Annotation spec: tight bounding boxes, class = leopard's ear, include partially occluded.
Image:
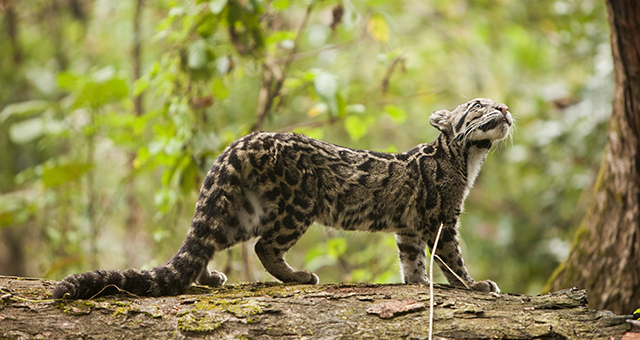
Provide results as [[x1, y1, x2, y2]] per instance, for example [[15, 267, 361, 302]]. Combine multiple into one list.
[[429, 109, 453, 134]]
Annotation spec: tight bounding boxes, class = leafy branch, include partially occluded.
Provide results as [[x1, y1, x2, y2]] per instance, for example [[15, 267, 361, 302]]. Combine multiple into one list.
[[252, 0, 316, 132]]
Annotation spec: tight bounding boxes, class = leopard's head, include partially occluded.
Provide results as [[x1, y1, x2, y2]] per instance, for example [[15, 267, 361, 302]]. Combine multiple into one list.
[[429, 98, 513, 145]]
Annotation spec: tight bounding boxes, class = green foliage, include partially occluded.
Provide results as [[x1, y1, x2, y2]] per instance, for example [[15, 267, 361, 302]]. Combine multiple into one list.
[[41, 163, 94, 188], [0, 0, 611, 294], [58, 67, 129, 109]]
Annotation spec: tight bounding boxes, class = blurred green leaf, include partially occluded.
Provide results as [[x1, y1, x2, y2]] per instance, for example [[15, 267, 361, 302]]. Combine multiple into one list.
[[313, 71, 338, 99], [57, 72, 79, 91], [188, 39, 209, 70], [211, 78, 229, 99], [0, 100, 49, 122], [168, 6, 185, 17], [132, 77, 149, 96], [41, 163, 94, 187], [209, 0, 228, 14], [350, 268, 372, 282], [266, 30, 296, 46], [92, 66, 116, 83], [368, 14, 390, 43], [347, 104, 366, 114], [59, 68, 130, 109], [344, 115, 373, 141], [75, 79, 128, 109], [384, 105, 407, 124], [327, 237, 347, 259], [9, 117, 44, 144], [271, 0, 289, 11]]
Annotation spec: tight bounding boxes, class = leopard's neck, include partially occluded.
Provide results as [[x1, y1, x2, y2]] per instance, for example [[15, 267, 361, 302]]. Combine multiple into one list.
[[433, 133, 492, 195]]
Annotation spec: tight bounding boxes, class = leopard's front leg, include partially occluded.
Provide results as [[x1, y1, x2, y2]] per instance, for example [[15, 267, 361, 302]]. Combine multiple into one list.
[[428, 223, 500, 293]]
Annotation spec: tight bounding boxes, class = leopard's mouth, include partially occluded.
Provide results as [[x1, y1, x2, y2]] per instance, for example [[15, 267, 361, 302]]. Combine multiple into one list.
[[478, 113, 511, 132]]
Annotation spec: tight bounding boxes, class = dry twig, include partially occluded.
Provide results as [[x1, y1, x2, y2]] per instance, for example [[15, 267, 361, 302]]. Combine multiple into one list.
[[381, 55, 406, 95], [429, 223, 444, 340]]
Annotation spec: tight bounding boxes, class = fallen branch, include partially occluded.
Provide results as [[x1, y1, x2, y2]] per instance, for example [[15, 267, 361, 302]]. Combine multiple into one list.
[[0, 275, 635, 339]]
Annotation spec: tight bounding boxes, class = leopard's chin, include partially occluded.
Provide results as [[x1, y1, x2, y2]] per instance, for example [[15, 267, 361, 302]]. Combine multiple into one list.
[[480, 115, 511, 132], [486, 116, 512, 142]]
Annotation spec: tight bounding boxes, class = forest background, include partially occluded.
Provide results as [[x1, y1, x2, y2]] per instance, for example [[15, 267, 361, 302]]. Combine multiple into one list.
[[0, 0, 612, 295]]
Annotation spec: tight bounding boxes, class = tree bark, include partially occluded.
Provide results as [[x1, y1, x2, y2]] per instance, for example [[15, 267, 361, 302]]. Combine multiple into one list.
[[545, 0, 640, 315], [0, 276, 636, 339]]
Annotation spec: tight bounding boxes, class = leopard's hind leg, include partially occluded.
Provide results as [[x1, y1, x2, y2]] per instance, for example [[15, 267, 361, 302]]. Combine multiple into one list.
[[254, 212, 319, 284]]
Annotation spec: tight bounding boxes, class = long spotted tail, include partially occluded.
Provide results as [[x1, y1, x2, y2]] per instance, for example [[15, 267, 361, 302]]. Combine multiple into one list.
[[52, 237, 212, 299]]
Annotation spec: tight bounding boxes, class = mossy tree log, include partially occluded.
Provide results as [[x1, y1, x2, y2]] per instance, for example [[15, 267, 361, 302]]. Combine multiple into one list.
[[0, 276, 637, 339], [545, 0, 640, 315]]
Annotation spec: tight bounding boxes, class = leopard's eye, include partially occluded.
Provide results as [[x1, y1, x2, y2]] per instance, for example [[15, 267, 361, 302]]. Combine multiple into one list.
[[474, 103, 483, 109]]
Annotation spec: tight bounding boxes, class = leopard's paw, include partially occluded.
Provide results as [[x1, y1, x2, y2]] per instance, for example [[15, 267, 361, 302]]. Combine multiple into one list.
[[469, 279, 500, 293], [197, 270, 227, 286], [290, 270, 319, 285]]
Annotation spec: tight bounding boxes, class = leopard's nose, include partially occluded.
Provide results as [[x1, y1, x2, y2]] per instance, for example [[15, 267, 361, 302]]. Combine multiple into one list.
[[496, 104, 509, 116]]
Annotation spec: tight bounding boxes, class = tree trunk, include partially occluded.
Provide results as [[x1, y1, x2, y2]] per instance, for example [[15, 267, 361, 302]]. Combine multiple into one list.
[[4, 1, 23, 65], [0, 276, 636, 339], [545, 0, 640, 315], [124, 0, 146, 268]]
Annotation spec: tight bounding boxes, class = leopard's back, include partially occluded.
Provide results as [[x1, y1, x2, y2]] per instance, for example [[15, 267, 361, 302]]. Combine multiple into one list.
[[215, 132, 441, 236]]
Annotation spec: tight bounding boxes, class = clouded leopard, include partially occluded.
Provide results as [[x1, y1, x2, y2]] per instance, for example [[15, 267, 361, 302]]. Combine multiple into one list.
[[53, 98, 513, 299]]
